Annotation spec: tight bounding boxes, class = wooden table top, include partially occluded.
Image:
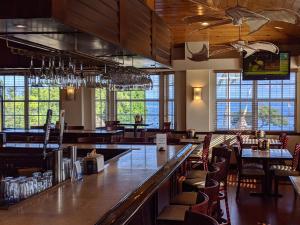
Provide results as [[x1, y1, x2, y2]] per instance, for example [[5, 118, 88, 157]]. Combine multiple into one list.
[[0, 144, 194, 225], [179, 138, 204, 144], [242, 138, 282, 146], [290, 176, 300, 195], [241, 148, 293, 160]]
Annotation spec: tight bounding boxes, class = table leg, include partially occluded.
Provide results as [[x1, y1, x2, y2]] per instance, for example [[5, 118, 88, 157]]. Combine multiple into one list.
[[133, 125, 137, 137]]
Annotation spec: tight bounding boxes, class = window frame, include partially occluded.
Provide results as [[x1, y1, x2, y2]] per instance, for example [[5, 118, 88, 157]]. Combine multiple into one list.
[[215, 71, 296, 132]]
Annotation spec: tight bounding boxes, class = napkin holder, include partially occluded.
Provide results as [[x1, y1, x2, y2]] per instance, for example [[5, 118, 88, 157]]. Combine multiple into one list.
[[83, 149, 104, 174]]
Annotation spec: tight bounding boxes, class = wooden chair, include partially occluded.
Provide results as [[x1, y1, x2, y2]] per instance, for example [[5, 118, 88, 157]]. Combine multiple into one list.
[[270, 143, 300, 195], [77, 137, 105, 144], [184, 211, 219, 225], [279, 133, 288, 149], [233, 141, 265, 200], [188, 134, 213, 171]]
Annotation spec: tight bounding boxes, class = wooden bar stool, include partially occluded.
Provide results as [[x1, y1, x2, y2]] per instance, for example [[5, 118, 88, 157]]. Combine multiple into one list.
[[157, 192, 209, 225], [184, 211, 219, 225]]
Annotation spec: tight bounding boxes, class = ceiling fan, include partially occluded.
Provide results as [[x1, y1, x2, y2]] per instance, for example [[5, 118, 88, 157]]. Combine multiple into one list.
[[185, 0, 300, 34], [210, 26, 279, 58]]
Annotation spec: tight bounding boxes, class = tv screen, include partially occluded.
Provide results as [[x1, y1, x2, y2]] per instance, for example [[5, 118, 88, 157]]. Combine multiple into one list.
[[242, 52, 290, 80]]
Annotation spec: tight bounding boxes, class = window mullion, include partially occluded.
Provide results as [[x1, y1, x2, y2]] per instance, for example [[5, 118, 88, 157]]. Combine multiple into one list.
[[25, 76, 29, 129]]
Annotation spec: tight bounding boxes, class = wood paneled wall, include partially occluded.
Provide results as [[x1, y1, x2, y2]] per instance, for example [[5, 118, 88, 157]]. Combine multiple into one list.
[[120, 0, 152, 58], [0, 0, 172, 66]]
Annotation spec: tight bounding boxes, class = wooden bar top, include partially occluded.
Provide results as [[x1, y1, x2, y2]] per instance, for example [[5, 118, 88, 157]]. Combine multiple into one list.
[[0, 143, 141, 150], [0, 144, 194, 225], [1, 129, 123, 135]]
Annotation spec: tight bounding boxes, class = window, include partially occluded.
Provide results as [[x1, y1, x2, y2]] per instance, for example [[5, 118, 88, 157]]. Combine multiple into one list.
[[116, 75, 160, 128], [28, 84, 60, 127], [0, 75, 60, 129], [95, 73, 175, 129], [216, 72, 296, 131], [166, 74, 175, 129], [0, 76, 25, 128], [95, 88, 108, 127]]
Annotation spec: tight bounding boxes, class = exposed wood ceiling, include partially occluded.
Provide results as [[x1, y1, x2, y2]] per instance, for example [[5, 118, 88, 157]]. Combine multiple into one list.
[[155, 0, 300, 47]]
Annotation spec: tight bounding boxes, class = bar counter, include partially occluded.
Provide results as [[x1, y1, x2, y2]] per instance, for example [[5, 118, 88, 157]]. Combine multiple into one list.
[[0, 144, 194, 225]]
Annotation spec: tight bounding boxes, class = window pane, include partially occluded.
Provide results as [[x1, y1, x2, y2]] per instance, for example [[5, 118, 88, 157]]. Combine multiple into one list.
[[29, 87, 39, 100], [229, 85, 240, 99], [15, 102, 24, 115], [241, 85, 253, 99], [257, 85, 269, 99], [39, 88, 49, 100], [270, 85, 282, 99], [216, 86, 227, 99], [49, 87, 60, 100], [217, 102, 227, 116], [5, 116, 15, 128], [4, 102, 15, 115], [39, 102, 49, 115], [282, 102, 294, 116], [5, 87, 15, 100], [282, 85, 295, 98]]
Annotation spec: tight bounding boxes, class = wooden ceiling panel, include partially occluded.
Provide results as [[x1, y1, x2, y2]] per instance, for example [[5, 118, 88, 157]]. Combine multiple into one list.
[[155, 0, 300, 47]]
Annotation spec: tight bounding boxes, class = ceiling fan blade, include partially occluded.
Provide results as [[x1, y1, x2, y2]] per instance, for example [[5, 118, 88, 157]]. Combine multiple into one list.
[[259, 9, 299, 24], [248, 41, 279, 54], [245, 18, 269, 34]]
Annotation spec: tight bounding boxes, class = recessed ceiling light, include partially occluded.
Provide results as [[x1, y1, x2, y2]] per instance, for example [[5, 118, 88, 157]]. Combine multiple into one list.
[[15, 24, 26, 28], [201, 22, 209, 26], [274, 26, 284, 30]]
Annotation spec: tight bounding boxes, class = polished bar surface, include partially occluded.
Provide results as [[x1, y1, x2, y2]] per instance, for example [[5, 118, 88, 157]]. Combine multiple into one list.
[[0, 144, 194, 225], [1, 129, 123, 135]]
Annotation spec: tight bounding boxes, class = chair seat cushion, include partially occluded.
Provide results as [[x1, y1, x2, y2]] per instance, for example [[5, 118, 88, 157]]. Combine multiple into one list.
[[170, 192, 198, 205], [243, 163, 263, 170], [157, 205, 190, 221], [186, 170, 207, 179], [183, 178, 206, 189], [241, 168, 265, 176], [270, 165, 300, 176]]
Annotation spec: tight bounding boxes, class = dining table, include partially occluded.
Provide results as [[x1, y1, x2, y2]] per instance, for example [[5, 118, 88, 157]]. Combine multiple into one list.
[[118, 123, 150, 137], [241, 148, 293, 196]]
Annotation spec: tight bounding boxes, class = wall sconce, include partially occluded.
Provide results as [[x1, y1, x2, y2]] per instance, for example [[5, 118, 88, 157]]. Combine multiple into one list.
[[193, 87, 202, 100], [66, 86, 75, 101]]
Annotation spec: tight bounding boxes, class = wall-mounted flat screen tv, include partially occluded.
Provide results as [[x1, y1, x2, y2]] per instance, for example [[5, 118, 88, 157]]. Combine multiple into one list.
[[242, 52, 290, 80]]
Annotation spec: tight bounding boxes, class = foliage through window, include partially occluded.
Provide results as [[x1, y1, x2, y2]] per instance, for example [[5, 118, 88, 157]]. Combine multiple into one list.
[[0, 75, 60, 129], [116, 75, 160, 128], [95, 88, 107, 127], [216, 72, 296, 131]]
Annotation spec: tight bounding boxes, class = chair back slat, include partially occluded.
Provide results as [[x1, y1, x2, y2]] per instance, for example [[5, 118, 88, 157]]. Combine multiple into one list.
[[292, 143, 300, 171]]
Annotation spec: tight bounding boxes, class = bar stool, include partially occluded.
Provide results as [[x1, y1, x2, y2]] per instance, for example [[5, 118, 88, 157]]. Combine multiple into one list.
[[157, 192, 209, 225], [211, 146, 232, 225]]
